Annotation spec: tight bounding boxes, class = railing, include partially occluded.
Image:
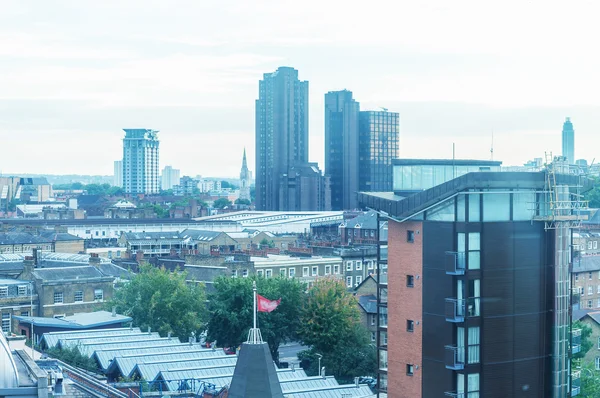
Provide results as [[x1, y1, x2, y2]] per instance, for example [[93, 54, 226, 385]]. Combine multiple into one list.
[[445, 298, 481, 322], [571, 370, 581, 396], [445, 251, 466, 275], [444, 392, 464, 398], [572, 328, 582, 354], [132, 378, 218, 397], [444, 345, 464, 370]]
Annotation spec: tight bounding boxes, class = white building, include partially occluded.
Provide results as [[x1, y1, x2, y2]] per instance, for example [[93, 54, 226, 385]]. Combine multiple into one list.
[[122, 129, 160, 195], [161, 166, 181, 191], [113, 160, 123, 188], [198, 180, 222, 193]]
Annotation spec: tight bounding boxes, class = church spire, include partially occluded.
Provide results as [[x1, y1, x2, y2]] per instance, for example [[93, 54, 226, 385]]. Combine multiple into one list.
[[242, 148, 248, 169]]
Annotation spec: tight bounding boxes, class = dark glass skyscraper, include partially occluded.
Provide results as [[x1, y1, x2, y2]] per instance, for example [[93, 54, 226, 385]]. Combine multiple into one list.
[[324, 90, 360, 210], [359, 111, 400, 192], [255, 67, 329, 211], [562, 117, 574, 165]]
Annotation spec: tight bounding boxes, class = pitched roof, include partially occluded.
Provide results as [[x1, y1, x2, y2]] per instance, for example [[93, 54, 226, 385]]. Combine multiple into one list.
[[573, 256, 600, 273], [358, 295, 378, 314], [32, 266, 111, 282], [180, 229, 222, 242], [342, 210, 378, 229]]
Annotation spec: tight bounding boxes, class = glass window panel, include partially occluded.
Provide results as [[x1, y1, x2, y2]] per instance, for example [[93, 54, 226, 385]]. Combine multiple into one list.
[[457, 373, 465, 394], [483, 192, 510, 222], [513, 191, 535, 221], [469, 194, 481, 222], [469, 233, 480, 251], [458, 233, 466, 253], [426, 198, 455, 221], [457, 194, 466, 222], [468, 251, 481, 270]]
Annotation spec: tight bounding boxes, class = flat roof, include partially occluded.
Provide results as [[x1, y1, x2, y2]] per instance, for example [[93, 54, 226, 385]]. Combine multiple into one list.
[[393, 158, 503, 166]]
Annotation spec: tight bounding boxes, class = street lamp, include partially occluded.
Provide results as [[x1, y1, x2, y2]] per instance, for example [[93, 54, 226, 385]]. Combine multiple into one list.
[[315, 353, 322, 376]]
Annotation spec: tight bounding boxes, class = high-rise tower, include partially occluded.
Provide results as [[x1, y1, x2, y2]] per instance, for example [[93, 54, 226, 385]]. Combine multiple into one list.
[[255, 67, 310, 210], [325, 90, 360, 210], [562, 117, 575, 165], [122, 129, 160, 194], [239, 148, 251, 202]]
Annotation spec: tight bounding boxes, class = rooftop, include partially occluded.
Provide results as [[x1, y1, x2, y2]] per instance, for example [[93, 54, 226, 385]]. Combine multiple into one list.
[[15, 310, 131, 329], [393, 158, 503, 166]]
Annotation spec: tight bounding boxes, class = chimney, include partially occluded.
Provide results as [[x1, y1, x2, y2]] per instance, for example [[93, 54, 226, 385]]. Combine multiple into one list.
[[354, 377, 359, 387], [111, 306, 116, 317], [167, 332, 172, 340], [147, 327, 151, 334], [23, 256, 35, 277], [321, 367, 326, 379], [129, 322, 133, 330], [89, 253, 101, 266]]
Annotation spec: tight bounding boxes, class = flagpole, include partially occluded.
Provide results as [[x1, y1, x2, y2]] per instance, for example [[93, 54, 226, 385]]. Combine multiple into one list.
[[253, 281, 257, 331]]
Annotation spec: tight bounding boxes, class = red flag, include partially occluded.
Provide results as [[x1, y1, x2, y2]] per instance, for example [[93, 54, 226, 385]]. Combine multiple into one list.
[[257, 294, 281, 312]]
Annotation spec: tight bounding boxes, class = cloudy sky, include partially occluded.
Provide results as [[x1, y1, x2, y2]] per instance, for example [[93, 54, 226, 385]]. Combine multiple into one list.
[[1, 1, 599, 178]]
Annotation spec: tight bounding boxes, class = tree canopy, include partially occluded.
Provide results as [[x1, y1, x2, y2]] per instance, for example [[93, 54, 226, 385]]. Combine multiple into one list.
[[585, 177, 600, 208], [235, 198, 251, 205], [206, 276, 304, 364], [213, 198, 232, 209], [53, 182, 123, 196], [298, 277, 377, 380], [108, 264, 207, 340]]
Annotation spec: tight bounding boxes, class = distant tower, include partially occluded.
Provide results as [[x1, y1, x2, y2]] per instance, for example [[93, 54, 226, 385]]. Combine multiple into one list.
[[239, 148, 251, 202], [122, 129, 160, 194], [562, 117, 575, 165]]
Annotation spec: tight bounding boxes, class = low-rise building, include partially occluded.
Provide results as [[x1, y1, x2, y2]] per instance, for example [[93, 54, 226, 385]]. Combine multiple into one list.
[[251, 254, 343, 286], [354, 275, 378, 343], [574, 231, 600, 256], [573, 256, 600, 310], [339, 210, 380, 246], [574, 310, 600, 370], [0, 230, 84, 255], [0, 279, 36, 335]]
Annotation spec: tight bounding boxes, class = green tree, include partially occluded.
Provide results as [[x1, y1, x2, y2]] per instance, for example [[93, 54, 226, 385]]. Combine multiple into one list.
[[206, 276, 304, 364], [579, 363, 600, 398], [220, 181, 238, 190], [213, 198, 232, 209], [585, 178, 600, 208], [108, 264, 207, 340], [573, 320, 593, 361], [298, 277, 377, 380], [46, 346, 99, 372], [235, 198, 251, 205]]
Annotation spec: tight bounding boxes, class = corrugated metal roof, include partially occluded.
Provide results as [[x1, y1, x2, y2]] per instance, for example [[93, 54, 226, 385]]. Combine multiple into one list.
[[158, 367, 238, 390], [58, 332, 161, 350], [187, 370, 310, 391], [41, 328, 141, 349], [281, 377, 339, 392], [135, 356, 237, 382], [283, 384, 374, 397], [277, 369, 309, 380], [79, 338, 181, 357], [94, 343, 206, 371], [108, 349, 225, 379]]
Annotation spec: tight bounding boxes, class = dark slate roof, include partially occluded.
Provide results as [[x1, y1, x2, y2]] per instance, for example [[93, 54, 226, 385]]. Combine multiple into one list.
[[124, 231, 181, 240], [573, 309, 592, 321], [180, 229, 222, 241], [0, 232, 48, 245], [343, 210, 378, 229], [32, 266, 111, 282], [573, 256, 600, 273], [38, 231, 83, 241], [97, 263, 133, 279], [582, 311, 600, 326], [358, 295, 377, 314], [359, 172, 592, 220], [76, 195, 105, 205]]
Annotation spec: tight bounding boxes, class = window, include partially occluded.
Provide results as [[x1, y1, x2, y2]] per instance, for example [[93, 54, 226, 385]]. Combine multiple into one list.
[[367, 261, 374, 270], [20, 311, 29, 317], [597, 285, 600, 294], [117, 250, 121, 258], [595, 241, 599, 250], [0, 286, 7, 298], [303, 267, 309, 277], [407, 320, 414, 332], [232, 269, 238, 278], [589, 286, 594, 295], [407, 275, 414, 287], [346, 276, 353, 288], [74, 291, 83, 302], [1, 313, 10, 333], [108, 251, 112, 259], [589, 300, 593, 309], [356, 261, 362, 271], [325, 265, 331, 275], [54, 292, 63, 304], [333, 265, 340, 274], [94, 289, 104, 301], [407, 230, 415, 243], [579, 287, 585, 295], [257, 270, 264, 277], [265, 269, 272, 278], [381, 331, 388, 346], [591, 272, 594, 280], [18, 285, 27, 296], [371, 332, 376, 342], [371, 315, 376, 326], [280, 269, 286, 277], [576, 274, 579, 281], [406, 364, 414, 376], [311, 266, 318, 277], [596, 357, 600, 371], [242, 269, 248, 278], [589, 241, 593, 250], [346, 261, 353, 271], [355, 275, 363, 285], [289, 268, 295, 278], [85, 230, 91, 234]]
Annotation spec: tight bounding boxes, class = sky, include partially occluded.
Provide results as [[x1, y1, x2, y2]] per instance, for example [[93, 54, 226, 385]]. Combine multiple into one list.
[[1, 1, 600, 178]]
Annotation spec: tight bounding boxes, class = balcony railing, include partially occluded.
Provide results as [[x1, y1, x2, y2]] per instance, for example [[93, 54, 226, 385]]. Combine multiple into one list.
[[445, 251, 466, 275], [444, 393, 464, 398], [572, 328, 582, 354], [445, 298, 480, 322], [444, 345, 464, 370]]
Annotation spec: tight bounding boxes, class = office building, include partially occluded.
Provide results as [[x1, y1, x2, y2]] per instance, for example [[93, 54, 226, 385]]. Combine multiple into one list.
[[325, 90, 360, 210], [358, 110, 399, 193], [161, 165, 181, 191], [113, 160, 123, 188], [122, 129, 160, 195], [255, 67, 313, 211], [359, 161, 589, 397], [562, 117, 575, 165], [239, 149, 251, 202]]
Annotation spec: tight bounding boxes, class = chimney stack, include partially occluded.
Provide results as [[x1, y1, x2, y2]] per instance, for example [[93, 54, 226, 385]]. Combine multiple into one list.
[[89, 253, 101, 266], [168, 332, 172, 340], [189, 336, 194, 345], [111, 306, 116, 317], [147, 327, 151, 334]]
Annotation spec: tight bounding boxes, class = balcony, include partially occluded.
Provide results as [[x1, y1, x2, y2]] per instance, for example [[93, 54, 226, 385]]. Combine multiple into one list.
[[571, 370, 581, 397], [445, 251, 466, 275], [572, 329, 582, 355], [444, 345, 464, 370], [445, 298, 480, 322], [444, 393, 464, 398]]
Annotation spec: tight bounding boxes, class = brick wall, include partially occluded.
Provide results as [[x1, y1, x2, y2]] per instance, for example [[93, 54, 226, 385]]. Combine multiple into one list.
[[388, 220, 423, 397]]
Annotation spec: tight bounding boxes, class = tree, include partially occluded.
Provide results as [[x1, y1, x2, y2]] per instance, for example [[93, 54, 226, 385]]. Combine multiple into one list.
[[213, 198, 232, 209], [108, 264, 207, 340], [221, 181, 238, 190], [585, 178, 600, 208], [298, 277, 377, 380], [46, 346, 98, 372], [573, 320, 593, 361], [206, 276, 304, 364], [579, 363, 600, 398], [235, 198, 251, 205]]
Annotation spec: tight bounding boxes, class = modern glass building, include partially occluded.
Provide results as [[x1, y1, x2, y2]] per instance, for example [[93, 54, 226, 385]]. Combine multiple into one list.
[[359, 111, 399, 193], [255, 67, 309, 211], [122, 129, 160, 195], [325, 90, 360, 210], [562, 117, 575, 165]]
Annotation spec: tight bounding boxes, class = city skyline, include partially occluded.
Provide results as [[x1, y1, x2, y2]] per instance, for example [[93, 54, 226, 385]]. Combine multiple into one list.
[[1, 1, 600, 177]]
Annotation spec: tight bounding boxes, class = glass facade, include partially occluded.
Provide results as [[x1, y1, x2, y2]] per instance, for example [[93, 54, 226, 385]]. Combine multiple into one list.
[[393, 163, 501, 192], [359, 111, 399, 192]]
